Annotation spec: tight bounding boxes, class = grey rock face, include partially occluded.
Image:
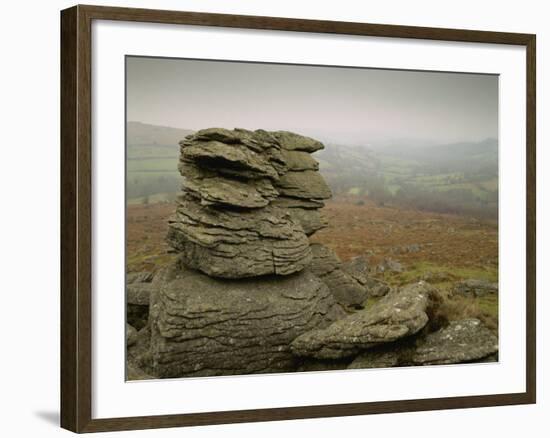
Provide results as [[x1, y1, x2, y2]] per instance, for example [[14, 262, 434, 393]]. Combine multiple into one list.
[[126, 323, 138, 347], [272, 131, 325, 152], [148, 262, 344, 378], [363, 278, 391, 298], [286, 208, 328, 236], [341, 256, 371, 282], [342, 256, 390, 298], [280, 149, 320, 171], [167, 195, 312, 278], [127, 283, 154, 306], [275, 170, 332, 200], [309, 243, 369, 307], [376, 258, 404, 273], [347, 350, 400, 369], [169, 128, 331, 278], [453, 279, 498, 297], [180, 162, 279, 209], [182, 128, 287, 178], [291, 282, 435, 359], [127, 326, 154, 380], [413, 319, 498, 365], [126, 271, 154, 284]]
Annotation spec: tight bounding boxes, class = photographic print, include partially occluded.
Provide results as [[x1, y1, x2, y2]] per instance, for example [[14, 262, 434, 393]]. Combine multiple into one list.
[[125, 56, 499, 380]]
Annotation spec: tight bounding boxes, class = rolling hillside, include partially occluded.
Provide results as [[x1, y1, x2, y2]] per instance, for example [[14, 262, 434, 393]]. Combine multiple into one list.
[[126, 122, 498, 218]]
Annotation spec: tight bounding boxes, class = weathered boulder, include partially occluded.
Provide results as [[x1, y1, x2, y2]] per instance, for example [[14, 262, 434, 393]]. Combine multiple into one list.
[[272, 131, 324, 152], [297, 358, 352, 373], [376, 258, 404, 273], [167, 195, 312, 278], [148, 261, 344, 378], [127, 282, 154, 306], [127, 272, 158, 330], [126, 323, 138, 347], [413, 319, 498, 365], [341, 256, 371, 282], [363, 278, 391, 298], [291, 282, 435, 359], [127, 325, 155, 380], [309, 243, 368, 307], [280, 149, 319, 171], [453, 279, 498, 297], [271, 196, 325, 209], [126, 271, 154, 284], [342, 256, 390, 298], [180, 128, 287, 179], [347, 350, 400, 369], [275, 170, 332, 200], [180, 162, 279, 209], [286, 208, 328, 236]]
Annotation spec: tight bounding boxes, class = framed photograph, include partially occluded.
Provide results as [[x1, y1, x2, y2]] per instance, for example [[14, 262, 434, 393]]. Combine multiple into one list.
[[60, 4, 536, 433]]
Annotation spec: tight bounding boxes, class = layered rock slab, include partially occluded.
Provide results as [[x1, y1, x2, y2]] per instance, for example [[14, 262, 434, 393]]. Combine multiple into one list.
[[413, 318, 498, 365], [167, 195, 312, 278], [148, 261, 344, 378], [342, 256, 391, 298], [309, 243, 368, 308], [291, 282, 435, 359]]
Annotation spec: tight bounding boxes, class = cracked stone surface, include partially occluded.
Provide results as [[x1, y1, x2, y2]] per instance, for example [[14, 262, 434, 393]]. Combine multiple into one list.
[[148, 261, 345, 378], [291, 282, 435, 359], [309, 243, 369, 307], [167, 194, 312, 278], [413, 318, 498, 365]]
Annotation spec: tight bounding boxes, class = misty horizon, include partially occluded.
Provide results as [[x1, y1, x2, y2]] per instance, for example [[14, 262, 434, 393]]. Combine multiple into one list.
[[127, 56, 498, 146]]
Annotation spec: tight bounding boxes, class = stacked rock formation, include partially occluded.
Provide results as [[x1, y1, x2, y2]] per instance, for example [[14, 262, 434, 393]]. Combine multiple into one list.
[[128, 128, 499, 380], [147, 128, 346, 378], [166, 128, 331, 279]]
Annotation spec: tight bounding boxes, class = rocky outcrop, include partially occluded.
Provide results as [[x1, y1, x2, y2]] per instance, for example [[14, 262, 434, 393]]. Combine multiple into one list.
[[168, 128, 331, 278], [413, 319, 498, 365], [127, 271, 156, 330], [126, 323, 138, 347], [342, 256, 390, 298], [290, 282, 435, 359], [167, 194, 312, 278], [452, 279, 498, 297], [309, 243, 369, 308], [148, 260, 344, 378]]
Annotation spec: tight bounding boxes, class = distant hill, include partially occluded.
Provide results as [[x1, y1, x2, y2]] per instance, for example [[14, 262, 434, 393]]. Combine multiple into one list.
[[126, 122, 195, 202], [127, 121, 194, 146], [316, 138, 498, 218], [125, 122, 498, 218]]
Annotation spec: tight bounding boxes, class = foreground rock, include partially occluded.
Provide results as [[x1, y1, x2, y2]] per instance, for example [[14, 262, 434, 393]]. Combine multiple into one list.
[[167, 194, 312, 278], [127, 271, 157, 330], [453, 279, 498, 297], [127, 325, 155, 380], [413, 318, 498, 365], [309, 243, 368, 308], [342, 256, 390, 298], [149, 260, 344, 378], [347, 350, 401, 369], [291, 282, 435, 359]]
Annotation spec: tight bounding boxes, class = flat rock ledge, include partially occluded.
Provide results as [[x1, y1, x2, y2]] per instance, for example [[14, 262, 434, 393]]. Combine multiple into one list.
[[148, 261, 345, 378], [290, 282, 435, 360]]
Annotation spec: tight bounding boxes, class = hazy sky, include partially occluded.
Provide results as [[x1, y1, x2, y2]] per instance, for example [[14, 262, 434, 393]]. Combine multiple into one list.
[[126, 56, 498, 145]]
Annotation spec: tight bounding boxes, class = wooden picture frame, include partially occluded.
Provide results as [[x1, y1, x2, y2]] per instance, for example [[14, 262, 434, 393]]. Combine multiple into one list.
[[60, 4, 536, 433]]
